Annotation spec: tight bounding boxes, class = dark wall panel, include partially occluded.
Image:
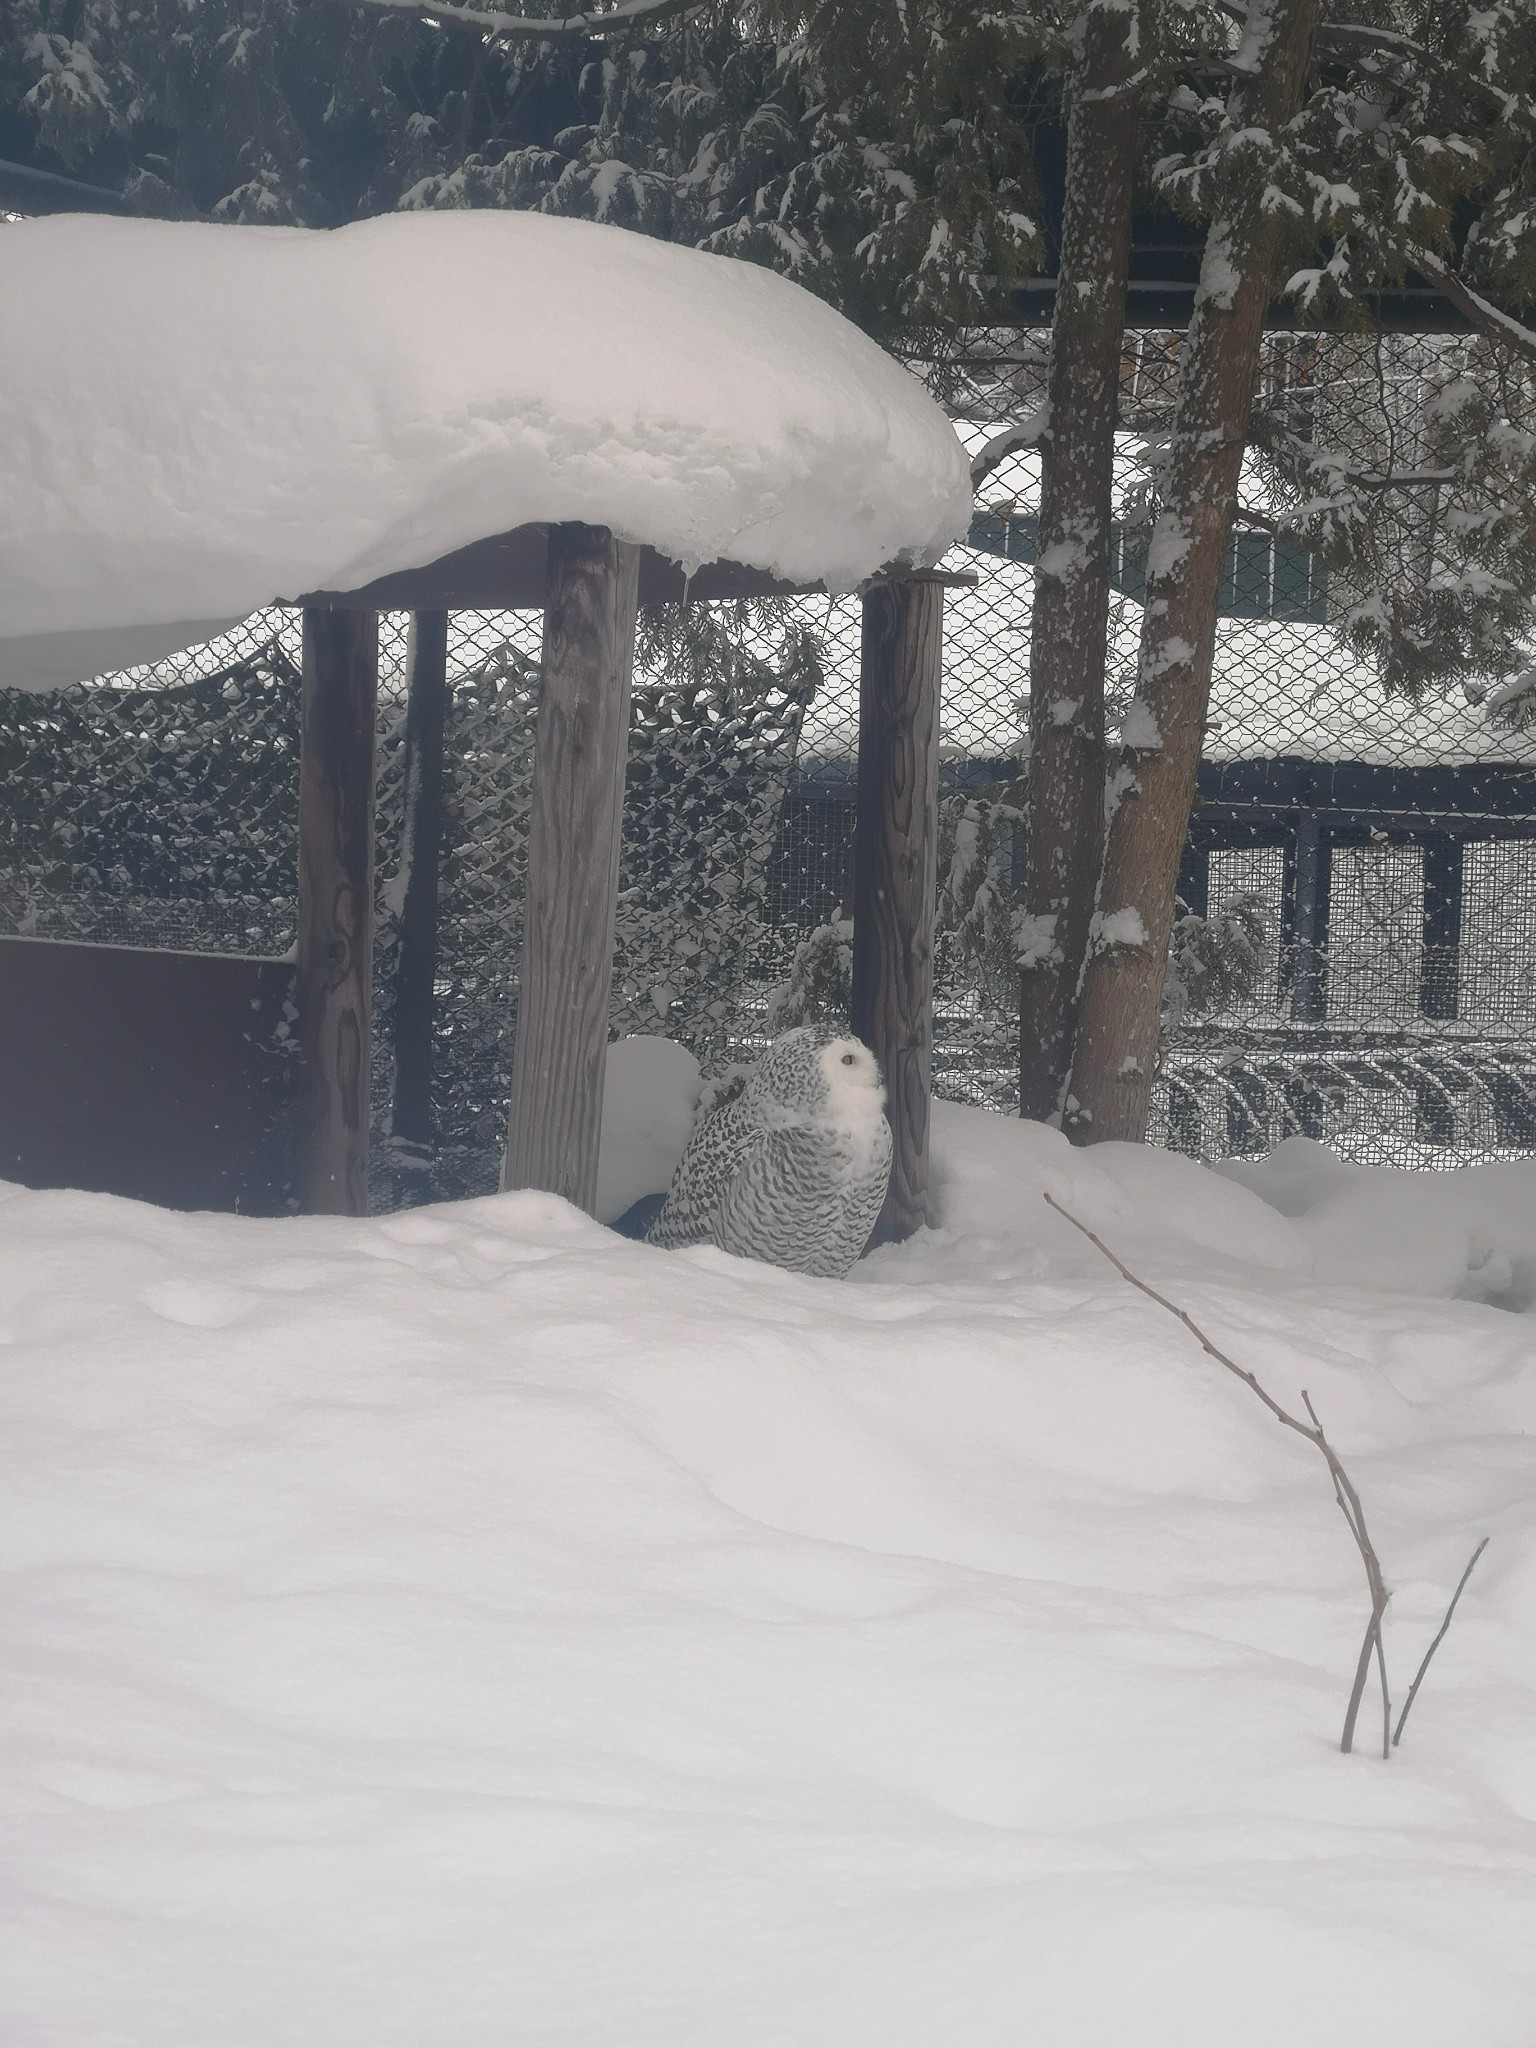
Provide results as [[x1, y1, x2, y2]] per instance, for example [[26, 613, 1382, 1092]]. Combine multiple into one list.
[[0, 937, 296, 1214]]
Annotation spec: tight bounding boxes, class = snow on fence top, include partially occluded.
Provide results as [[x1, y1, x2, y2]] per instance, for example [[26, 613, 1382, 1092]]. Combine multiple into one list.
[[0, 210, 972, 680]]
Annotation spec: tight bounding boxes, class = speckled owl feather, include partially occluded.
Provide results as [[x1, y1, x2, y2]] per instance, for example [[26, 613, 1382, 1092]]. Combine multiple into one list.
[[646, 1027, 892, 1279]]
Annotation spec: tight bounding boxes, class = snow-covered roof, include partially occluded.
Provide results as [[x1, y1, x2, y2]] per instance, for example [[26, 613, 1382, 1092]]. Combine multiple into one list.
[[0, 211, 972, 688]]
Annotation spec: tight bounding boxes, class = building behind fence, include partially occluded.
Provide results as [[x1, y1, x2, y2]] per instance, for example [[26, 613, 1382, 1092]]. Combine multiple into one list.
[[3, 330, 1533, 1206]]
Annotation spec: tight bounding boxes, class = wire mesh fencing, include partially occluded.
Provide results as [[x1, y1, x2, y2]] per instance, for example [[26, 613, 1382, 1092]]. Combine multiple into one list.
[[929, 327, 1536, 1165], [1, 327, 1532, 1203], [371, 606, 820, 1203], [0, 618, 305, 956]]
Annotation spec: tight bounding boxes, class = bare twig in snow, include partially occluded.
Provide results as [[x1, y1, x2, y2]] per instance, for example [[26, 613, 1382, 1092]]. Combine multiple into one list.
[[1393, 1537, 1489, 1748], [1043, 1192, 1393, 1756], [1301, 1389, 1390, 1758]]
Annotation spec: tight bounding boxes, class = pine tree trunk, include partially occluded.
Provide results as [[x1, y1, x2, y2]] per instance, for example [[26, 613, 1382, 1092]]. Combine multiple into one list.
[[1018, 0, 1142, 1122], [1066, 0, 1321, 1144]]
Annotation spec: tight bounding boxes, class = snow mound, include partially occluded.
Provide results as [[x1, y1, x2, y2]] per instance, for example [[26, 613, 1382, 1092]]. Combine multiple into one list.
[[4, 1106, 1534, 2045], [928, 1101, 1307, 1276], [595, 1033, 702, 1225], [0, 212, 972, 678], [1221, 1136, 1536, 1310]]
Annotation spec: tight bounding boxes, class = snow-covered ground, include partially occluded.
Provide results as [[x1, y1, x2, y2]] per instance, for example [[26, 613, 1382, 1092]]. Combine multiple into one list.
[[4, 1106, 1534, 2045]]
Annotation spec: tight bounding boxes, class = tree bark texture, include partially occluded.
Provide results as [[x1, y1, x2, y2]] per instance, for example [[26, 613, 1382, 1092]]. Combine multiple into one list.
[[852, 575, 943, 1244], [389, 611, 449, 1189], [1068, 0, 1322, 1142], [503, 524, 639, 1213], [1018, 0, 1142, 1124], [297, 607, 378, 1215]]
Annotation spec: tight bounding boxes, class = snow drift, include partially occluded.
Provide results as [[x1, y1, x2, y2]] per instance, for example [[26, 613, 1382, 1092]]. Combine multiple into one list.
[[1222, 1134, 1536, 1309], [0, 211, 972, 685], [3, 1106, 1534, 2045]]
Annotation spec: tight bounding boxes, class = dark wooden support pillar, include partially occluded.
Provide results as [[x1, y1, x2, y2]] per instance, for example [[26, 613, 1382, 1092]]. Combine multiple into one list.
[[503, 524, 639, 1213], [389, 611, 450, 1201], [1285, 811, 1330, 1024], [297, 607, 378, 1215], [1420, 836, 1463, 1021], [852, 572, 944, 1244]]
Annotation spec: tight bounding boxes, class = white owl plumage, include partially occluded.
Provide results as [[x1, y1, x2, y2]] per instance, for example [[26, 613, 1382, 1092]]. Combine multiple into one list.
[[646, 1027, 893, 1278]]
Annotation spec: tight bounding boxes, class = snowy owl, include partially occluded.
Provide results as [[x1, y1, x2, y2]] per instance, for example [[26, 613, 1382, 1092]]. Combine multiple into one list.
[[646, 1027, 892, 1278]]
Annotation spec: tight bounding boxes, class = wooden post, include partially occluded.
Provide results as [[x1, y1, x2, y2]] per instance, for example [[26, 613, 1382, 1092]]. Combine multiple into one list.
[[390, 610, 449, 1199], [503, 524, 639, 1212], [852, 572, 944, 1243], [297, 608, 378, 1215]]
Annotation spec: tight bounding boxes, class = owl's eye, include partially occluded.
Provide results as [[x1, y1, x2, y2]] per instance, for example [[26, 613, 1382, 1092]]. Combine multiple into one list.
[[840, 1052, 856, 1066]]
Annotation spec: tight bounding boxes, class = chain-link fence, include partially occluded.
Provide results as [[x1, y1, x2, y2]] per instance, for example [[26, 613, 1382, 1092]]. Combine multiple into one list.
[[1, 603, 821, 1205], [2, 327, 1532, 1203]]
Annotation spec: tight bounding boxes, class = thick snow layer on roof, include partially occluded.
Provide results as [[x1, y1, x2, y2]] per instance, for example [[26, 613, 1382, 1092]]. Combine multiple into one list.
[[0, 211, 972, 673], [3, 1109, 1534, 2043]]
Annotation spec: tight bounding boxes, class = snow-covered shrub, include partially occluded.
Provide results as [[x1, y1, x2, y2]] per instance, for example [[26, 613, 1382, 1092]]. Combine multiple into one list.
[[1161, 891, 1270, 1034], [765, 918, 853, 1032]]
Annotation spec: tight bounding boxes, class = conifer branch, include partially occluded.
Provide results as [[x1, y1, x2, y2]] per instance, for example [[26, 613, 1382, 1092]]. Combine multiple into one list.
[[1315, 18, 1426, 63], [1406, 250, 1536, 372], [315, 0, 708, 40], [970, 410, 1049, 490]]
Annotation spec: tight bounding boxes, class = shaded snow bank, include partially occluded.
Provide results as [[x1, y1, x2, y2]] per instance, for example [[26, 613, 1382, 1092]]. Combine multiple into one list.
[[0, 211, 971, 681], [595, 1034, 702, 1225], [594, 1070, 1536, 1314], [1221, 1135, 1536, 1311], [2, 1109, 1534, 2046]]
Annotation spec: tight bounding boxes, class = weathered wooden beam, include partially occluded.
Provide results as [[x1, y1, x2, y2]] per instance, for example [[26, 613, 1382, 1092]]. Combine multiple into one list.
[[389, 611, 450, 1200], [297, 607, 378, 1215], [297, 525, 816, 613], [852, 572, 944, 1244], [503, 524, 640, 1212]]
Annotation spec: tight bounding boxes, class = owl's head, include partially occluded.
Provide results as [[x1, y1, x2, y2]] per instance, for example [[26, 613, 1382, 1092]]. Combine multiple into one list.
[[815, 1034, 883, 1111], [757, 1026, 885, 1124]]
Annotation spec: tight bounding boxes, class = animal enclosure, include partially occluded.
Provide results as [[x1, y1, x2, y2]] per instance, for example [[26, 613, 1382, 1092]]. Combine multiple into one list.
[[2, 330, 1532, 1207]]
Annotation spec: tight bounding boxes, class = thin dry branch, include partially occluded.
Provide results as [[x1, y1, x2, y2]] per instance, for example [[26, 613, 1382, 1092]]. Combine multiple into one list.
[[1043, 1192, 1393, 1756], [1393, 1536, 1489, 1748], [1303, 1389, 1390, 1758]]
